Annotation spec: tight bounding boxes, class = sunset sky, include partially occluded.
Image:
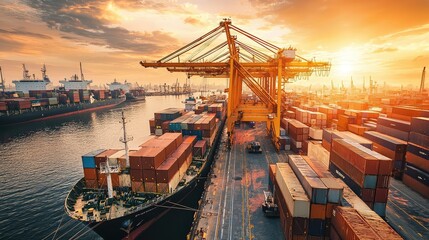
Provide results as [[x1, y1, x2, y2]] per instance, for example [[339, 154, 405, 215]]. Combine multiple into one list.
[[0, 0, 428, 89]]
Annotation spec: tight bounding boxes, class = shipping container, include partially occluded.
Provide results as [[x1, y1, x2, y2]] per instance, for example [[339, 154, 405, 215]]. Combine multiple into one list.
[[331, 207, 381, 240], [94, 149, 120, 168], [275, 163, 310, 218], [82, 149, 106, 169], [410, 117, 429, 136], [376, 124, 409, 141], [131, 181, 145, 192], [156, 157, 179, 183], [377, 117, 411, 132], [288, 155, 328, 204]]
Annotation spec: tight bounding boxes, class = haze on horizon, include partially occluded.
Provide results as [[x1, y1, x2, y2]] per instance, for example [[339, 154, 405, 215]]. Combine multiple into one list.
[[0, 0, 428, 89]]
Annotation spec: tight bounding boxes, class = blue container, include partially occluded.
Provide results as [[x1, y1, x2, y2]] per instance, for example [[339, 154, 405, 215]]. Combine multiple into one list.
[[405, 163, 429, 186], [308, 219, 325, 236], [363, 175, 377, 189], [329, 162, 362, 196], [407, 143, 429, 161], [373, 202, 386, 217], [82, 149, 105, 168], [378, 117, 411, 132], [364, 131, 406, 151]]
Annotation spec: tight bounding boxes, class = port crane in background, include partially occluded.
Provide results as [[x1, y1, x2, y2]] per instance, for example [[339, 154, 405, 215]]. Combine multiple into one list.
[[420, 66, 426, 93], [140, 19, 330, 149]]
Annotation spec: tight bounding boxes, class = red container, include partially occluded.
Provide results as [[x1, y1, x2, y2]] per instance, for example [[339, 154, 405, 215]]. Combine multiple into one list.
[[357, 209, 403, 239], [131, 181, 145, 192], [143, 169, 156, 182], [332, 139, 379, 175], [310, 204, 326, 220], [141, 148, 166, 170], [130, 169, 143, 181], [129, 155, 143, 170], [375, 188, 389, 203], [95, 149, 119, 168], [144, 182, 157, 192], [331, 206, 380, 240], [84, 168, 97, 180], [85, 179, 98, 189], [406, 147, 429, 172], [376, 175, 390, 188], [156, 157, 179, 183], [329, 225, 341, 240], [361, 189, 375, 202], [402, 173, 429, 198]]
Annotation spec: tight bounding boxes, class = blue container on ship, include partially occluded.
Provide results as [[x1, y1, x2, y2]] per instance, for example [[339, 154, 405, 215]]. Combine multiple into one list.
[[374, 202, 386, 217], [82, 149, 105, 168], [308, 219, 325, 236]]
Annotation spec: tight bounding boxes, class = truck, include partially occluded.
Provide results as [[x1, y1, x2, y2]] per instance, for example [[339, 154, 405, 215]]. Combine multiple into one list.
[[247, 141, 262, 153]]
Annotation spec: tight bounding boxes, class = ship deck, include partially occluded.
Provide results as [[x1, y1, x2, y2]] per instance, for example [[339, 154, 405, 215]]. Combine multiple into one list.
[[192, 122, 287, 240]]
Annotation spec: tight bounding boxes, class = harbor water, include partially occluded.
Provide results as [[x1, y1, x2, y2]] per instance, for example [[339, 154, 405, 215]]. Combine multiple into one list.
[[0, 95, 190, 240]]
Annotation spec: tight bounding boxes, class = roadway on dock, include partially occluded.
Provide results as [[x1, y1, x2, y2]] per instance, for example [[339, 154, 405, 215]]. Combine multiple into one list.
[[193, 122, 287, 240], [386, 178, 429, 239]]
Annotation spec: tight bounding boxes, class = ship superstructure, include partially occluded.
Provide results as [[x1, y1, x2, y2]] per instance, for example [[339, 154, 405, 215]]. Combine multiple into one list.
[[59, 62, 92, 90], [12, 64, 53, 93]]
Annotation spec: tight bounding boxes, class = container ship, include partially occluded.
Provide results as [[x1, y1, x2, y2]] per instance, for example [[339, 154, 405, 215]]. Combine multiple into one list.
[[107, 79, 146, 102], [64, 96, 227, 239], [0, 64, 125, 126]]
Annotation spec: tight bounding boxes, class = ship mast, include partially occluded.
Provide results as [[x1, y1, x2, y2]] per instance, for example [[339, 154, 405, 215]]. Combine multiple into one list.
[[80, 62, 85, 81], [120, 111, 133, 168], [22, 64, 30, 80], [0, 66, 4, 93], [420, 66, 426, 93]]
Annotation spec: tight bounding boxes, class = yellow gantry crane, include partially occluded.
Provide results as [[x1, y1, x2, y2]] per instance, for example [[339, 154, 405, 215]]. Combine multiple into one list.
[[140, 19, 330, 150]]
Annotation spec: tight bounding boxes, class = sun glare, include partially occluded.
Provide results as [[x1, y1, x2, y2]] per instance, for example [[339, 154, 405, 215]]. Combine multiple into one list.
[[334, 47, 362, 77]]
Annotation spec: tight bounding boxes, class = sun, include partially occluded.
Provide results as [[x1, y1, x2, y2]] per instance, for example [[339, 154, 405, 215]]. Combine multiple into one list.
[[334, 47, 362, 77]]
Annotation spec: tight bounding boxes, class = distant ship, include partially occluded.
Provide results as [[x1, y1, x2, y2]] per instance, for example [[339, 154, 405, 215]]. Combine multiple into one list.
[[0, 64, 125, 126], [108, 79, 145, 102], [12, 64, 53, 93]]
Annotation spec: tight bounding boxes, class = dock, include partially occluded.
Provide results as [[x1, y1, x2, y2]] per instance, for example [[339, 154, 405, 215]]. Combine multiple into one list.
[[191, 122, 287, 240], [191, 123, 429, 240]]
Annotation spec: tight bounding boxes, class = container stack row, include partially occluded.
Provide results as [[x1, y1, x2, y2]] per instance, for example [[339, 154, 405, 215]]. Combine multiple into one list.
[[363, 131, 407, 178], [0, 89, 118, 112], [403, 117, 429, 198], [149, 108, 185, 135], [291, 107, 328, 129], [82, 149, 132, 189], [281, 118, 309, 153], [129, 133, 195, 194], [288, 155, 344, 239], [322, 129, 372, 152], [329, 138, 392, 216]]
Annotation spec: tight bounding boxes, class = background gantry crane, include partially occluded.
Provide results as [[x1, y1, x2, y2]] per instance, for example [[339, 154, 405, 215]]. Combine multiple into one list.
[[140, 19, 330, 149]]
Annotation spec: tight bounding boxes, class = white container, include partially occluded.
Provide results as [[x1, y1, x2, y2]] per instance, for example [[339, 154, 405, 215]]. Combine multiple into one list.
[[275, 163, 310, 218], [309, 127, 323, 140]]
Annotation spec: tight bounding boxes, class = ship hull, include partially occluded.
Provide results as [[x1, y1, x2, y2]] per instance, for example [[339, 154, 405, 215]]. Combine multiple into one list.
[[0, 98, 125, 126], [67, 118, 225, 240]]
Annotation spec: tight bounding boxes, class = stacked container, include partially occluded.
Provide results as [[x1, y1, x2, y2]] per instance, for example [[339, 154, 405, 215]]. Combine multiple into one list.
[[286, 119, 309, 153], [79, 89, 90, 102], [376, 117, 410, 141], [68, 90, 80, 103], [81, 149, 106, 189], [329, 139, 392, 217], [275, 163, 310, 240], [129, 133, 195, 194], [404, 117, 429, 198], [95, 149, 120, 188], [288, 155, 328, 238], [364, 131, 407, 178]]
